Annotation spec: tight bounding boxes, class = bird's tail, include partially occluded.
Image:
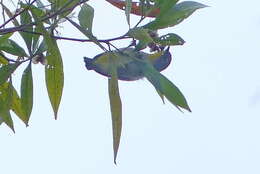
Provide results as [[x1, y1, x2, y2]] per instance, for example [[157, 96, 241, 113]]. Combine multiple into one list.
[[84, 57, 94, 70]]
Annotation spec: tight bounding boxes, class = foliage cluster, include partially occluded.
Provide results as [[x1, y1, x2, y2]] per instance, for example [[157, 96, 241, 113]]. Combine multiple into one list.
[[0, 0, 206, 163]]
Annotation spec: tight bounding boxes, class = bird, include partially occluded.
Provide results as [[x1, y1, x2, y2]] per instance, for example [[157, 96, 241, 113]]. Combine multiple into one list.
[[84, 47, 172, 81], [84, 47, 191, 112]]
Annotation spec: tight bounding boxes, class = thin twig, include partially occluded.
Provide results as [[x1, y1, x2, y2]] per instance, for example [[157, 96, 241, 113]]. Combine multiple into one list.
[[19, 29, 131, 43]]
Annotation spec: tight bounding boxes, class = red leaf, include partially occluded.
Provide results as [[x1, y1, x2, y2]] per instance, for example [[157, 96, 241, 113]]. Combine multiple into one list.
[[105, 0, 160, 17]]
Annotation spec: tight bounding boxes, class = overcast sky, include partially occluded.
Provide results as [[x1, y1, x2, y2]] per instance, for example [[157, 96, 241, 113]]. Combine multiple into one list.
[[1, 0, 260, 174]]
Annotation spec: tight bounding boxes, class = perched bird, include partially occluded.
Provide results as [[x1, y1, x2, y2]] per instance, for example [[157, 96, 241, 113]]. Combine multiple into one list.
[[84, 47, 191, 111], [84, 47, 172, 81]]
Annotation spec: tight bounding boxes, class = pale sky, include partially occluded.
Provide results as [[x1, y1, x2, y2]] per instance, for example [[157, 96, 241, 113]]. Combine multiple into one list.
[[1, 0, 260, 174]]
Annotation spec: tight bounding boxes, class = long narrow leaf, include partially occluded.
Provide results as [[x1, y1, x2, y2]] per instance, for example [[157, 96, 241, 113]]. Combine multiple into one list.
[[0, 111, 14, 132], [30, 7, 64, 119], [21, 62, 33, 125], [0, 83, 15, 132], [44, 37, 64, 119], [10, 84, 28, 126], [20, 10, 33, 51], [108, 66, 122, 164], [125, 0, 132, 26]]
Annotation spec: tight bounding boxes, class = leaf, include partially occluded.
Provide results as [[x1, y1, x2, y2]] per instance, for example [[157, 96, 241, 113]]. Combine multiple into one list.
[[78, 3, 94, 32], [154, 33, 185, 46], [0, 111, 14, 132], [159, 74, 191, 111], [48, 0, 79, 15], [154, 0, 179, 17], [0, 39, 28, 57], [127, 27, 153, 43], [0, 63, 21, 85], [135, 40, 148, 51], [105, 0, 159, 17], [0, 83, 15, 132], [156, 89, 165, 104], [0, 52, 8, 65], [10, 84, 28, 126], [144, 1, 208, 30], [31, 12, 64, 119], [108, 57, 122, 164], [45, 38, 64, 120], [21, 62, 33, 125], [20, 10, 33, 51], [58, 0, 81, 18], [144, 63, 191, 111], [22, 3, 46, 18], [0, 33, 13, 43], [125, 0, 132, 26]]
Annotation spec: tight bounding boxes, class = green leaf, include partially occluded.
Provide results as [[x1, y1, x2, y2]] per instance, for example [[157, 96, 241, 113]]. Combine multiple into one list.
[[31, 11, 64, 119], [144, 1, 208, 30], [156, 89, 165, 104], [10, 84, 28, 126], [0, 63, 21, 85], [144, 63, 191, 111], [127, 27, 153, 43], [21, 63, 33, 125], [22, 3, 46, 18], [0, 33, 13, 43], [0, 39, 28, 57], [46, 0, 81, 19], [108, 58, 122, 164], [0, 83, 15, 132], [0, 52, 8, 65], [45, 40, 64, 120], [60, 0, 81, 18], [135, 40, 148, 51], [159, 74, 191, 111], [20, 10, 33, 51], [125, 0, 132, 26], [155, 0, 179, 17], [0, 111, 14, 132], [78, 3, 94, 32], [154, 33, 185, 46]]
